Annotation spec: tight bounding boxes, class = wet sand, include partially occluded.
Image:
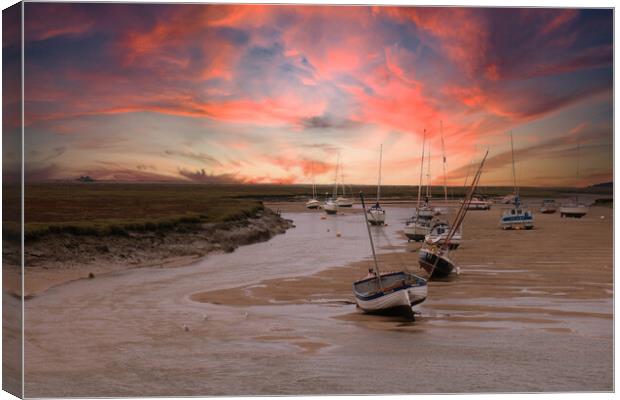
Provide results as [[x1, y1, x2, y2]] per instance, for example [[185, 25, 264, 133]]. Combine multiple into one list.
[[24, 201, 613, 396]]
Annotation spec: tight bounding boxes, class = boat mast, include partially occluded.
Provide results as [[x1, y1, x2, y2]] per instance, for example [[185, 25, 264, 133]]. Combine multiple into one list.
[[376, 144, 383, 203], [340, 158, 346, 197], [359, 192, 383, 290], [441, 120, 448, 203], [416, 129, 426, 215], [576, 140, 580, 204], [510, 132, 518, 204], [311, 161, 316, 199], [333, 153, 340, 198], [427, 143, 431, 199]]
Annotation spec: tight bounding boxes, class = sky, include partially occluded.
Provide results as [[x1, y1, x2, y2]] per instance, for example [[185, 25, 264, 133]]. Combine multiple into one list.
[[18, 4, 613, 186]]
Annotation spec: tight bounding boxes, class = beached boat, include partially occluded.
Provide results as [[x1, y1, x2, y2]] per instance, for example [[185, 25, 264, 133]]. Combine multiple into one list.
[[305, 163, 320, 209], [560, 204, 588, 218], [367, 144, 386, 225], [305, 198, 320, 209], [404, 215, 433, 242], [354, 192, 427, 319], [323, 196, 338, 214], [336, 161, 353, 207], [560, 142, 589, 218], [424, 221, 461, 249], [353, 271, 428, 318], [405, 129, 435, 240], [419, 151, 488, 279], [461, 196, 491, 210], [540, 199, 557, 214], [499, 132, 534, 230], [323, 155, 341, 215]]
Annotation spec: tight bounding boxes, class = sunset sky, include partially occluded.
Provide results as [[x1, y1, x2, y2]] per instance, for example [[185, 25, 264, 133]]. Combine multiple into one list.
[[21, 4, 613, 186]]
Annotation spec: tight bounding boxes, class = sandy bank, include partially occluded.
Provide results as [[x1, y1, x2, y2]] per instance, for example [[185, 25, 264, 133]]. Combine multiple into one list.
[[191, 204, 613, 326], [13, 208, 293, 296]]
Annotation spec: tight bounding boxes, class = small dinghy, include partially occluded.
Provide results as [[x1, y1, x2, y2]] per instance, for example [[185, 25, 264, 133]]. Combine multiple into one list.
[[354, 192, 427, 319], [540, 199, 557, 214], [425, 221, 461, 249]]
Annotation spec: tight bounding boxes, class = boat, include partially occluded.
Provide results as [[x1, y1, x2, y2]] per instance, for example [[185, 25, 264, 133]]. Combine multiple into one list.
[[540, 199, 557, 214], [336, 158, 354, 207], [367, 144, 386, 225], [323, 154, 340, 215], [462, 195, 491, 210], [323, 194, 338, 215], [306, 198, 320, 209], [559, 142, 589, 218], [419, 151, 488, 278], [305, 162, 320, 209], [499, 132, 534, 230], [353, 192, 428, 319], [404, 129, 434, 241], [424, 221, 461, 249], [404, 215, 433, 242], [560, 204, 588, 218]]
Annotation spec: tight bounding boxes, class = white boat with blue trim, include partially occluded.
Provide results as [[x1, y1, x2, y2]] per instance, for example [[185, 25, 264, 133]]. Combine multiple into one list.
[[499, 132, 534, 230], [354, 191, 427, 320]]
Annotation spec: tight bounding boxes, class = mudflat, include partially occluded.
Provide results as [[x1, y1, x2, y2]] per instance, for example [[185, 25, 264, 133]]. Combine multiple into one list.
[[23, 201, 612, 396]]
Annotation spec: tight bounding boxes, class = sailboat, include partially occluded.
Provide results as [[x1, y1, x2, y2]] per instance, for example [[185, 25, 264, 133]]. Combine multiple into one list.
[[323, 154, 339, 215], [305, 162, 320, 209], [424, 221, 462, 249], [419, 151, 489, 278], [405, 129, 435, 241], [368, 144, 386, 225], [560, 141, 589, 218], [353, 192, 428, 319], [540, 199, 558, 214], [336, 158, 354, 207], [499, 132, 534, 230], [433, 120, 449, 216]]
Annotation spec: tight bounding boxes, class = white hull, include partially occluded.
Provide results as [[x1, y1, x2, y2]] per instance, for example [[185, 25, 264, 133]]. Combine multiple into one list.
[[368, 208, 386, 225], [336, 197, 354, 207], [305, 199, 320, 209], [560, 205, 588, 218], [355, 288, 411, 313], [462, 200, 491, 210], [407, 283, 429, 306], [323, 200, 338, 214], [404, 221, 431, 241], [425, 231, 461, 248]]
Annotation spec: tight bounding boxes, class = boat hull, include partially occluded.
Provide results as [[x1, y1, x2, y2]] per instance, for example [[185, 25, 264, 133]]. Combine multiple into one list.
[[336, 197, 354, 207], [540, 207, 556, 214], [323, 201, 338, 214], [404, 222, 430, 241], [305, 200, 320, 209], [368, 209, 385, 225], [560, 206, 588, 218], [500, 218, 534, 230], [353, 272, 428, 319], [418, 248, 455, 278]]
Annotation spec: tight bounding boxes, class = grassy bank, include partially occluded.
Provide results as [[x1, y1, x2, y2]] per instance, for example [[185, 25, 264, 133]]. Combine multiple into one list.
[[10, 184, 264, 241], [9, 182, 612, 241]]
